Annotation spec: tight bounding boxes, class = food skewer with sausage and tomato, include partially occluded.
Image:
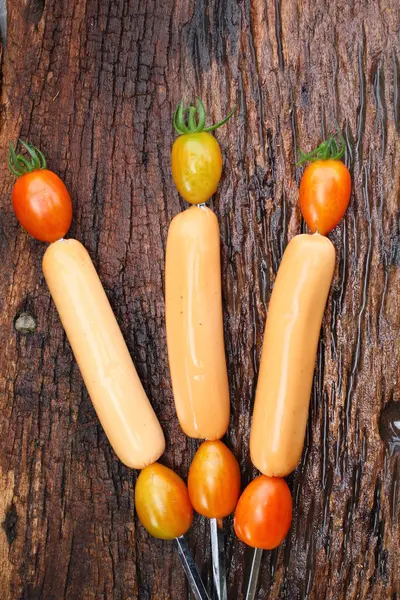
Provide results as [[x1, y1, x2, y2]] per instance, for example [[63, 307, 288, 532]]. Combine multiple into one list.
[[166, 98, 241, 600], [240, 133, 351, 600], [8, 141, 209, 600]]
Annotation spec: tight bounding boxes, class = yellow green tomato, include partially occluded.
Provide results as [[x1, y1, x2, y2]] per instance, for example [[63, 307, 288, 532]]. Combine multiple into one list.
[[135, 463, 193, 540], [171, 98, 234, 205]]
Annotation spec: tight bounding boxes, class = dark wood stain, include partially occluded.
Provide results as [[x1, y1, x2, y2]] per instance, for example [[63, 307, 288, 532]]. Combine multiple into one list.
[[2, 503, 18, 545], [24, 0, 45, 26], [379, 401, 400, 456], [0, 1, 399, 599]]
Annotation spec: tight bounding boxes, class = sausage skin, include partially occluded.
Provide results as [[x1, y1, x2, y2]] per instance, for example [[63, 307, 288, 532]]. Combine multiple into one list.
[[250, 234, 335, 477], [165, 206, 230, 439], [43, 239, 165, 469]]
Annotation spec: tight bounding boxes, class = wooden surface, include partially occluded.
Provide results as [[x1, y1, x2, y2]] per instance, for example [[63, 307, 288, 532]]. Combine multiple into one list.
[[0, 1, 399, 599]]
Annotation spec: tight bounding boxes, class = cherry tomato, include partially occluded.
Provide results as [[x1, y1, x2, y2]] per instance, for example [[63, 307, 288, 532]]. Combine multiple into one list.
[[171, 132, 222, 205], [135, 463, 193, 540], [188, 441, 241, 518], [9, 141, 72, 242], [234, 476, 292, 550], [298, 134, 351, 238], [171, 98, 234, 205]]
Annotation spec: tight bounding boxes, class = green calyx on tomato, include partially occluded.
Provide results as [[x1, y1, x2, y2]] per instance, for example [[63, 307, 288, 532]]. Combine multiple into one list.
[[173, 97, 235, 136], [8, 140, 47, 177], [296, 130, 346, 165]]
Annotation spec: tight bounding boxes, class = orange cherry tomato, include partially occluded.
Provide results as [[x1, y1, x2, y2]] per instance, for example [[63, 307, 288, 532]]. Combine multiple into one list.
[[234, 476, 292, 550], [171, 98, 234, 205], [135, 463, 193, 540], [188, 441, 241, 518], [9, 141, 72, 242], [299, 159, 351, 235]]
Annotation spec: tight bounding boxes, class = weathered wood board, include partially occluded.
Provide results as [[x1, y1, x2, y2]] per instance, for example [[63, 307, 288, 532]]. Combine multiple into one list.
[[0, 1, 399, 598]]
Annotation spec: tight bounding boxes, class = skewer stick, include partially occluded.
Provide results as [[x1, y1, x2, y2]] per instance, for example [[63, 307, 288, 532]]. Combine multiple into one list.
[[175, 536, 211, 600], [210, 518, 227, 600], [245, 548, 263, 600]]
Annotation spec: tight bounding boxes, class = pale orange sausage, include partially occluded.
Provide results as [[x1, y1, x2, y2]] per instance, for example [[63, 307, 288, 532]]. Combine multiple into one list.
[[43, 239, 165, 469], [250, 234, 335, 477], [165, 206, 230, 439]]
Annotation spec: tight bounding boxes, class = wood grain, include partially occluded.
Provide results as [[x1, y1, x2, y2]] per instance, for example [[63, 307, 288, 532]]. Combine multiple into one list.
[[0, 1, 399, 599]]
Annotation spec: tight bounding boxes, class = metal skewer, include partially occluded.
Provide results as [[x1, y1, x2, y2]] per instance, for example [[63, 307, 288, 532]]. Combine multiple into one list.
[[175, 536, 211, 600], [210, 518, 228, 600], [245, 548, 263, 600]]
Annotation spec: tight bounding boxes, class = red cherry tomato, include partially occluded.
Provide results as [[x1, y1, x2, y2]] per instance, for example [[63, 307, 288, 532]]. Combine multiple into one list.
[[188, 441, 241, 518], [9, 141, 72, 242], [135, 463, 193, 540], [299, 159, 351, 235], [234, 476, 292, 550]]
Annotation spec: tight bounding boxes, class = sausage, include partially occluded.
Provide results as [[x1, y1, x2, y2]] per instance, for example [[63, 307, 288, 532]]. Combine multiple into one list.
[[250, 233, 335, 477], [42, 239, 165, 469], [165, 205, 230, 439]]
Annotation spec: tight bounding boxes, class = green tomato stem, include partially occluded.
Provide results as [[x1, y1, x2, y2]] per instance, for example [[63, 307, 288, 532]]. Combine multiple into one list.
[[203, 106, 236, 132], [173, 97, 235, 136], [8, 140, 47, 177], [187, 106, 197, 131], [296, 131, 346, 166]]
